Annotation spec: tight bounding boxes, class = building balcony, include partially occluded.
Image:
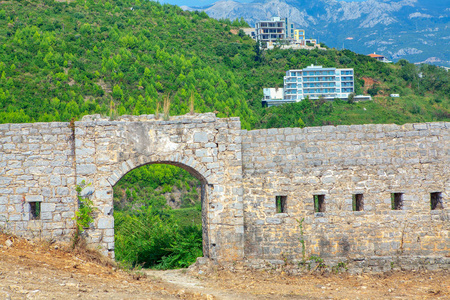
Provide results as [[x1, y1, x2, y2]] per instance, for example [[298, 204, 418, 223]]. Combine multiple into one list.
[[303, 78, 336, 82]]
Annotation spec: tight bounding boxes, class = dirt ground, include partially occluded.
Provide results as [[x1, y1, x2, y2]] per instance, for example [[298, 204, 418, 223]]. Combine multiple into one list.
[[0, 233, 449, 300]]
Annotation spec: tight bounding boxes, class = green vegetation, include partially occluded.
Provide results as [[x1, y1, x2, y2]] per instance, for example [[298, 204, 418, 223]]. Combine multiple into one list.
[[113, 164, 202, 269], [0, 0, 448, 129], [0, 0, 256, 128], [72, 181, 96, 248]]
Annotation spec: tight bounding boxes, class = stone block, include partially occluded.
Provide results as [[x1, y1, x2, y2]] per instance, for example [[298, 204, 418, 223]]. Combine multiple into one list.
[[97, 217, 114, 229], [25, 195, 43, 202], [195, 149, 207, 157], [50, 175, 61, 186], [62, 212, 75, 219], [41, 203, 56, 212], [266, 218, 282, 224], [194, 132, 208, 143], [40, 212, 53, 220], [56, 187, 70, 196], [77, 164, 97, 175]]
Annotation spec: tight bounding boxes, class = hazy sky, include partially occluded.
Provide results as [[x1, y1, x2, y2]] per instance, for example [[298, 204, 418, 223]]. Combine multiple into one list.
[[161, 0, 366, 7]]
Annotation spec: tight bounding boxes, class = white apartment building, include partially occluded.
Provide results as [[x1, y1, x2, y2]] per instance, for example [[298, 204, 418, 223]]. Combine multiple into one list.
[[284, 65, 354, 101], [262, 65, 369, 107]]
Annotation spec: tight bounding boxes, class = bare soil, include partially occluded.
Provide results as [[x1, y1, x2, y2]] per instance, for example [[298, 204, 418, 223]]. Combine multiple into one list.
[[0, 233, 449, 299]]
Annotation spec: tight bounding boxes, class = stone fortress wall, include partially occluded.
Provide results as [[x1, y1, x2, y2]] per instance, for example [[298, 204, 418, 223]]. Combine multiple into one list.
[[0, 114, 449, 271], [0, 122, 77, 240], [241, 122, 449, 271]]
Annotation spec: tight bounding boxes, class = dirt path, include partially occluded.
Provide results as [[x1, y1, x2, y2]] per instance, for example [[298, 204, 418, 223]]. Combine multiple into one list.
[[145, 269, 259, 300], [150, 267, 450, 300], [0, 233, 449, 299]]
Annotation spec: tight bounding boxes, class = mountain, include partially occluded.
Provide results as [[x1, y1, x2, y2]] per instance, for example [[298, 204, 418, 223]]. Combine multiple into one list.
[[183, 0, 450, 66]]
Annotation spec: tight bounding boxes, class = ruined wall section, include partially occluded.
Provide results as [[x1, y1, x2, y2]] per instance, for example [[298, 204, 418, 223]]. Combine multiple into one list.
[[242, 122, 450, 270], [74, 113, 244, 260], [0, 122, 77, 240]]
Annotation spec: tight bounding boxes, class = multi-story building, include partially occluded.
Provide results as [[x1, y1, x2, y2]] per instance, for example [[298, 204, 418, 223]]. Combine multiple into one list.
[[294, 29, 305, 42], [262, 65, 371, 107], [255, 17, 294, 45], [283, 65, 354, 101]]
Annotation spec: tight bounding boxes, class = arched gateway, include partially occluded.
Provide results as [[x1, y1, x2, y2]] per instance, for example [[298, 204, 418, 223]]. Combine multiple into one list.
[[74, 113, 244, 261]]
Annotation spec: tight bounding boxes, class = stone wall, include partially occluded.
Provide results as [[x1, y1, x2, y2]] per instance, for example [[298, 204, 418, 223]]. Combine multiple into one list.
[[0, 115, 449, 270], [242, 122, 450, 271], [0, 122, 77, 241]]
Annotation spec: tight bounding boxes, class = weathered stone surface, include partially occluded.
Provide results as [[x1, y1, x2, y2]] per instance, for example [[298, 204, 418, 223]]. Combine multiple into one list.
[[242, 121, 449, 271], [97, 217, 114, 229], [0, 115, 448, 271]]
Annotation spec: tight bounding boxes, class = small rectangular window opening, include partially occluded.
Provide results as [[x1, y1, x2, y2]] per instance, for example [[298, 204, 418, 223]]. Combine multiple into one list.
[[314, 195, 325, 212], [391, 193, 403, 210], [30, 202, 41, 220], [352, 194, 364, 211], [276, 196, 287, 213], [430, 192, 443, 210]]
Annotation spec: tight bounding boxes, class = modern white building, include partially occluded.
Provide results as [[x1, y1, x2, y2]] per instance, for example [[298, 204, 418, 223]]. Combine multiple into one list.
[[263, 87, 284, 101], [255, 17, 294, 45], [284, 65, 354, 100], [262, 65, 370, 107]]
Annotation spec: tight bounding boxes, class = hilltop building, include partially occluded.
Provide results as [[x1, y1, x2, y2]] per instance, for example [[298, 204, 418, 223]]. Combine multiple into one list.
[[285, 65, 355, 100], [263, 65, 371, 107], [263, 87, 283, 101], [253, 17, 319, 50], [242, 28, 256, 40], [255, 17, 294, 45], [294, 29, 305, 42], [367, 53, 392, 63]]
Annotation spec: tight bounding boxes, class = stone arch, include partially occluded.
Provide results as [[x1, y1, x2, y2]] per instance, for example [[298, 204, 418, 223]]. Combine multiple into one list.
[[106, 154, 216, 187], [107, 155, 214, 258], [74, 115, 245, 263], [91, 154, 215, 260]]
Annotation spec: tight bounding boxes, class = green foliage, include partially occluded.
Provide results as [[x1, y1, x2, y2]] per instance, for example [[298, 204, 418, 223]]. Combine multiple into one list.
[[332, 261, 348, 274], [0, 0, 256, 128], [309, 255, 327, 270], [113, 164, 202, 269], [367, 84, 380, 96], [154, 225, 203, 269], [296, 218, 306, 263], [314, 195, 320, 213], [73, 181, 96, 233]]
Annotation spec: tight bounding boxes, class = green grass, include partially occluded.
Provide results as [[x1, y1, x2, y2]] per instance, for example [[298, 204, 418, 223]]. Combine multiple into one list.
[[171, 206, 202, 228]]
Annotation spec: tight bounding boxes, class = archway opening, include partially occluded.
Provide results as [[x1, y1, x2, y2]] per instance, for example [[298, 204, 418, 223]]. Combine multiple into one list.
[[112, 163, 205, 269]]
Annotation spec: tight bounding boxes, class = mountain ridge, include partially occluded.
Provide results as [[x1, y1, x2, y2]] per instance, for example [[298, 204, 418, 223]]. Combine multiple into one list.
[[184, 0, 450, 66]]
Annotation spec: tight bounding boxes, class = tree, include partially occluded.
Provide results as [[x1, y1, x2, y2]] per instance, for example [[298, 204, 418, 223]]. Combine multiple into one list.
[[112, 85, 124, 100], [347, 93, 355, 104], [254, 41, 263, 63]]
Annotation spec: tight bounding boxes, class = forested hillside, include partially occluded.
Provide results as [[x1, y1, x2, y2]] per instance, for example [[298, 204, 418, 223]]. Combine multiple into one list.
[[0, 0, 449, 129]]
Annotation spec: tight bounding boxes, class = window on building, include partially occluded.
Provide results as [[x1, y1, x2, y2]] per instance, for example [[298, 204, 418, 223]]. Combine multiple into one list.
[[430, 192, 443, 210], [276, 196, 287, 213], [314, 195, 325, 212], [30, 202, 41, 220], [352, 194, 364, 211], [391, 193, 403, 210]]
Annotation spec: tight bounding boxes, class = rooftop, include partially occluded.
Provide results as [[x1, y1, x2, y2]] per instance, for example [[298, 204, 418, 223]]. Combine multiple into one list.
[[368, 53, 385, 58]]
